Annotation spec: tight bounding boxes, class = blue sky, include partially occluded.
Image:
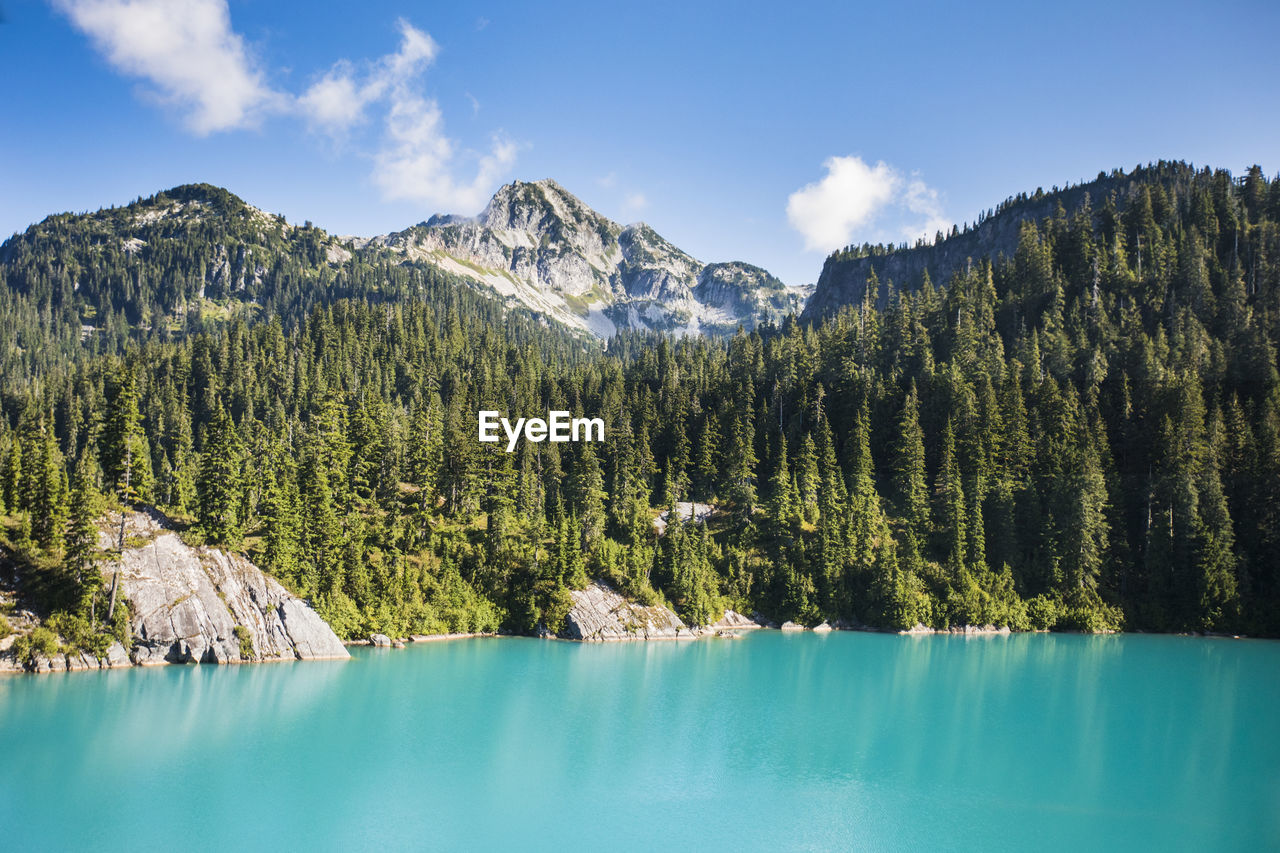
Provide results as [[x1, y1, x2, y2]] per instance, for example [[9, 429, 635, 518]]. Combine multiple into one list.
[[2, 0, 1278, 285]]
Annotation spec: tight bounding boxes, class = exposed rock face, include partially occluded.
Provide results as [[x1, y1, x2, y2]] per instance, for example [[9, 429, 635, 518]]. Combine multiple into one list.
[[100, 510, 347, 665], [0, 642, 131, 674], [562, 581, 689, 641], [711, 610, 765, 630], [898, 623, 1013, 636], [653, 501, 714, 536], [370, 179, 807, 338], [780, 621, 805, 632]]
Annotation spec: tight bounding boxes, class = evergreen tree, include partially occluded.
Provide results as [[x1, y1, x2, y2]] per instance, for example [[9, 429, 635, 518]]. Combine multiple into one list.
[[100, 367, 153, 503], [63, 452, 101, 619], [196, 404, 244, 546], [893, 385, 930, 538]]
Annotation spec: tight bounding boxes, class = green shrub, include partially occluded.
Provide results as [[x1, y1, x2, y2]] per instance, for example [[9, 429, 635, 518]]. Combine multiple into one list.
[[0, 615, 10, 640], [1027, 595, 1058, 631], [1057, 590, 1125, 633], [111, 601, 132, 647], [47, 612, 111, 657], [13, 626, 60, 666], [315, 591, 363, 640], [234, 625, 254, 660]]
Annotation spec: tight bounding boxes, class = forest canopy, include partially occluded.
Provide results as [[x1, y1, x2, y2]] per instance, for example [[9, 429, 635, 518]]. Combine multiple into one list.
[[2, 162, 1278, 640]]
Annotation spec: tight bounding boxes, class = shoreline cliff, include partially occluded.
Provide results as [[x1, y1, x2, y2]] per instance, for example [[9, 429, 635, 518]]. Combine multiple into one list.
[[1, 509, 347, 675]]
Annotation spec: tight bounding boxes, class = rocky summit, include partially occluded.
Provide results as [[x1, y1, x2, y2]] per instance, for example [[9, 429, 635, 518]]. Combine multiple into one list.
[[364, 179, 808, 337]]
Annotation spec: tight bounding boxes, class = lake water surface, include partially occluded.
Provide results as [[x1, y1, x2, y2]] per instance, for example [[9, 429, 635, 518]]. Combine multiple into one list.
[[1, 631, 1276, 851]]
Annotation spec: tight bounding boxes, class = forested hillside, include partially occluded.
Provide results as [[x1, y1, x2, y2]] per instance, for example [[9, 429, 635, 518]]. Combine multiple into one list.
[[2, 161, 1277, 646], [0, 183, 584, 384], [805, 161, 1280, 318]]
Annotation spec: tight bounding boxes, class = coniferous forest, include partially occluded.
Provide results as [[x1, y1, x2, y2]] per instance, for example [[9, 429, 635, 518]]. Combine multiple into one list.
[[2, 162, 1278, 643]]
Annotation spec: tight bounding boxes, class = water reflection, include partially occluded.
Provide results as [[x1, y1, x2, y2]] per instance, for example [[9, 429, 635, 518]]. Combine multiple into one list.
[[1, 633, 1276, 850]]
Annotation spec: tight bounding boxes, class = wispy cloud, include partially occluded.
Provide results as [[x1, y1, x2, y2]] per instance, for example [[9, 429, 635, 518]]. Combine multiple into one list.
[[297, 18, 436, 134], [623, 192, 648, 214], [308, 19, 515, 213], [52, 0, 281, 134], [902, 174, 950, 242], [56, 3, 517, 214], [786, 155, 948, 253], [374, 94, 517, 213]]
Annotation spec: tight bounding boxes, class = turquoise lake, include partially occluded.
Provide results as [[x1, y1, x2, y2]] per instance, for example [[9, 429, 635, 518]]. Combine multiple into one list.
[[1, 631, 1277, 851]]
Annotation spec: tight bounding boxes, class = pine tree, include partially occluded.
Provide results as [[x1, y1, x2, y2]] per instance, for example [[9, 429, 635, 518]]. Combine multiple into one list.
[[1060, 424, 1109, 593], [893, 385, 930, 538], [766, 434, 799, 540], [259, 457, 302, 586], [63, 452, 101, 619], [1192, 410, 1239, 630], [794, 434, 821, 524], [100, 367, 153, 503], [934, 418, 967, 576], [25, 412, 67, 552], [196, 404, 244, 546], [570, 442, 606, 554], [724, 404, 758, 534]]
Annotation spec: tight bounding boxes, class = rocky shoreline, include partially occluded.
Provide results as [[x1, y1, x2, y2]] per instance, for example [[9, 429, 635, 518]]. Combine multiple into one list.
[[3, 552, 1036, 676], [1, 509, 347, 675], [327, 582, 1039, 652]]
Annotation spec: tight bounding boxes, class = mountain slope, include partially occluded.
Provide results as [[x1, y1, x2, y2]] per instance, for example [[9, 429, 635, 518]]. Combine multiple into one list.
[[0, 180, 806, 352], [0, 183, 596, 380], [365, 179, 806, 336], [1, 183, 352, 326], [803, 160, 1274, 319]]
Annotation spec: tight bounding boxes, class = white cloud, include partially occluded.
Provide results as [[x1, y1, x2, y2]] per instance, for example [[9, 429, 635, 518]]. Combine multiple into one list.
[[373, 90, 516, 212], [786, 156, 898, 253], [787, 156, 949, 253], [623, 192, 648, 213], [902, 176, 950, 242], [58, 4, 518, 215], [52, 0, 279, 134], [302, 18, 514, 213], [298, 19, 437, 134], [297, 64, 365, 130]]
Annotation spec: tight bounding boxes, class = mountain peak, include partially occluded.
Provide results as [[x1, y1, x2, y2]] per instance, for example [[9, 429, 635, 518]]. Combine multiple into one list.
[[373, 178, 803, 337], [480, 178, 609, 235]]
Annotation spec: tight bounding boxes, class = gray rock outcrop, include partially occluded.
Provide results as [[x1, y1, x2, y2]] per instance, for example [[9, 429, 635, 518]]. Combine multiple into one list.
[[370, 179, 807, 338], [100, 510, 348, 665], [711, 609, 764, 630], [0, 642, 131, 674], [562, 581, 689, 641]]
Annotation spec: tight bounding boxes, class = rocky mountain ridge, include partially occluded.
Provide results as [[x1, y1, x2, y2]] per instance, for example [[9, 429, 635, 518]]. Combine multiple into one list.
[[2, 179, 806, 342], [363, 179, 807, 336]]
